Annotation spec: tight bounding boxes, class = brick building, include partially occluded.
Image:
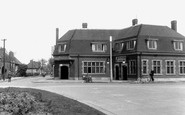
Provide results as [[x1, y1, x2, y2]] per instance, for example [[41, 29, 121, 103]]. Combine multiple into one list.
[[53, 20, 185, 80]]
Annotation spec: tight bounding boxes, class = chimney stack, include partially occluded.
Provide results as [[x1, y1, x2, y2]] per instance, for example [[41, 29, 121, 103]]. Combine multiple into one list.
[[56, 28, 59, 44], [132, 19, 138, 26], [82, 23, 88, 29], [171, 20, 177, 31]]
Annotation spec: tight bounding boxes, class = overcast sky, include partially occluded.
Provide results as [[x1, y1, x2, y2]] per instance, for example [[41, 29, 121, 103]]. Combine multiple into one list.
[[0, 0, 184, 64]]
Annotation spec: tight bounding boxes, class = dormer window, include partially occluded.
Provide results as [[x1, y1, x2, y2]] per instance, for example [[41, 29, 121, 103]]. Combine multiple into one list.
[[173, 40, 183, 51], [147, 38, 158, 50], [127, 40, 136, 50], [58, 43, 66, 52], [114, 42, 124, 52], [92, 42, 107, 52]]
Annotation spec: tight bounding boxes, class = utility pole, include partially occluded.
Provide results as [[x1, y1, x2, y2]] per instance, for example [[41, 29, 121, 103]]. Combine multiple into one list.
[[2, 39, 7, 81], [110, 36, 113, 82]]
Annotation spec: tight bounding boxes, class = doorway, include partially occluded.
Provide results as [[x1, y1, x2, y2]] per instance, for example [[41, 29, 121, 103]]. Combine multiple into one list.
[[60, 65, 69, 79], [115, 65, 120, 80], [121, 64, 127, 80]]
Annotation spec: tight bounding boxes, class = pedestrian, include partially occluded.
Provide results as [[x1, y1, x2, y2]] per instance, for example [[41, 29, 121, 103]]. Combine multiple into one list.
[[7, 71, 12, 82], [149, 70, 155, 82]]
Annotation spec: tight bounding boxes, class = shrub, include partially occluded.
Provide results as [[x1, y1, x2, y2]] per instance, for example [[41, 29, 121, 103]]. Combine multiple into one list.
[[0, 90, 52, 115]]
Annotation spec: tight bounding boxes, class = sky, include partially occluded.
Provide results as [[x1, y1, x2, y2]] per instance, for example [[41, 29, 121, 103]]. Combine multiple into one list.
[[0, 0, 185, 64]]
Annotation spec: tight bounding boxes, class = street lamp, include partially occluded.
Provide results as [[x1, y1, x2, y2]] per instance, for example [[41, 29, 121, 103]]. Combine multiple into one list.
[[110, 36, 113, 82]]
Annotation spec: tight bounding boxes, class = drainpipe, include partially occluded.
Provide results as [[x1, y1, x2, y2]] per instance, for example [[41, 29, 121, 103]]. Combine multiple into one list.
[[78, 54, 80, 80]]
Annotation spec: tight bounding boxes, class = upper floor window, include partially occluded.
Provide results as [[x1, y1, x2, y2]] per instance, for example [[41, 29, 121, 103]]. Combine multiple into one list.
[[92, 43, 107, 52], [114, 42, 124, 52], [127, 40, 136, 50], [173, 40, 183, 51], [147, 39, 158, 50], [58, 43, 66, 52]]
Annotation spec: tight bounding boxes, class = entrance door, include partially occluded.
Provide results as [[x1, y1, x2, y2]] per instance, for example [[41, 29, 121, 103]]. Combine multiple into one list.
[[60, 66, 68, 79], [115, 65, 120, 80], [121, 65, 127, 80]]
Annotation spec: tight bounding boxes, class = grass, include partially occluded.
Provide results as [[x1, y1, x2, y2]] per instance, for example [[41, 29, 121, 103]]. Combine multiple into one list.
[[0, 87, 106, 115]]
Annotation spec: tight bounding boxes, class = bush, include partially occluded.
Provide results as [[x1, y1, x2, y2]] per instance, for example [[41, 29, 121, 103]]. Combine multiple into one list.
[[0, 89, 52, 114]]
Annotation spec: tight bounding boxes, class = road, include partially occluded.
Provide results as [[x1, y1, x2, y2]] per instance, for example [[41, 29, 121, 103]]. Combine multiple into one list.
[[0, 76, 185, 115]]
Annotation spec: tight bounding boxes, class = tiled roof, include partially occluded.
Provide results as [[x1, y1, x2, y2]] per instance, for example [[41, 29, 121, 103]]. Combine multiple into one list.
[[116, 24, 185, 40], [27, 61, 40, 69], [0, 48, 21, 64], [58, 29, 120, 41], [54, 29, 120, 56]]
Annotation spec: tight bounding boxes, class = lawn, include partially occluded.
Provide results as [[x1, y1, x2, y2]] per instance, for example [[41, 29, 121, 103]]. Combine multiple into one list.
[[0, 87, 105, 115]]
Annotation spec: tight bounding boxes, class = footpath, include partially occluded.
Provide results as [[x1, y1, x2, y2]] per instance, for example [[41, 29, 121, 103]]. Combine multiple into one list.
[[31, 76, 185, 84]]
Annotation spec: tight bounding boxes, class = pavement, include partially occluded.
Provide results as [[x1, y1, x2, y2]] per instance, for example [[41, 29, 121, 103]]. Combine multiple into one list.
[[30, 76, 185, 84]]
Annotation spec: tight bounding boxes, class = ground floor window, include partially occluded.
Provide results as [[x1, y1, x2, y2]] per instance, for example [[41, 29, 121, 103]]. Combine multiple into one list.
[[129, 60, 136, 75], [82, 61, 105, 74], [179, 60, 185, 75], [152, 60, 162, 75], [166, 60, 175, 75], [142, 59, 148, 75]]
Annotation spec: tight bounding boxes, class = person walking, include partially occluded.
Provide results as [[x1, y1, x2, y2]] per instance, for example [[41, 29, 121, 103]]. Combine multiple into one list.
[[150, 70, 155, 82], [7, 70, 12, 82]]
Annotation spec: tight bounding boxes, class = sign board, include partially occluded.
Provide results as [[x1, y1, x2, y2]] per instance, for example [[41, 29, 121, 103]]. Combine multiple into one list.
[[116, 56, 126, 62]]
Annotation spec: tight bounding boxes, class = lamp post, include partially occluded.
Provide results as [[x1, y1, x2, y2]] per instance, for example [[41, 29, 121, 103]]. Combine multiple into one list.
[[110, 36, 113, 82]]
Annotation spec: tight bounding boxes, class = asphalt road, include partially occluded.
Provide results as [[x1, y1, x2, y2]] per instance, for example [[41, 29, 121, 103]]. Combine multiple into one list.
[[0, 76, 185, 115]]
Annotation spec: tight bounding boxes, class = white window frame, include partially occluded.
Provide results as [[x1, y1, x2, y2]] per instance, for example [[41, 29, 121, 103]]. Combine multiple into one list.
[[92, 43, 107, 52], [147, 39, 157, 50], [129, 60, 136, 75], [82, 61, 105, 74], [127, 40, 136, 50], [152, 60, 162, 75], [165, 60, 175, 75], [58, 43, 66, 52], [179, 60, 185, 75], [173, 40, 183, 51], [142, 59, 148, 75]]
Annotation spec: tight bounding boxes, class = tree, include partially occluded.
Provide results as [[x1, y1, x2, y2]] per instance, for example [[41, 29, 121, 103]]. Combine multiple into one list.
[[16, 64, 27, 77], [39, 59, 47, 74], [47, 58, 54, 75]]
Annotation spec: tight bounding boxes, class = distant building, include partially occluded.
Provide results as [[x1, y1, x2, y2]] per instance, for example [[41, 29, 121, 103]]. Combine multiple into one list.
[[27, 60, 41, 76], [53, 20, 185, 80], [0, 48, 21, 75]]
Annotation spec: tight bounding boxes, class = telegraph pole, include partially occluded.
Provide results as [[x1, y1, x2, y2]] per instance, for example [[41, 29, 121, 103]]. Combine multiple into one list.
[[2, 39, 7, 81]]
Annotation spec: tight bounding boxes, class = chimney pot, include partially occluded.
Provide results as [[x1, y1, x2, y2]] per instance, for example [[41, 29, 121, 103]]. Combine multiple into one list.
[[171, 20, 177, 31], [82, 23, 88, 28], [132, 19, 138, 26]]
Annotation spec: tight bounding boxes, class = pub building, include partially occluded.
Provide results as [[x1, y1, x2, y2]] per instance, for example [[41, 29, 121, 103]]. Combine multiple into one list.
[[53, 19, 185, 80]]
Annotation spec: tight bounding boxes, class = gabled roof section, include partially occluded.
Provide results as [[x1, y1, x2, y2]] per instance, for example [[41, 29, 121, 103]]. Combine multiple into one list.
[[116, 24, 185, 40], [58, 30, 76, 41], [117, 25, 141, 39], [27, 60, 40, 69], [139, 24, 185, 38]]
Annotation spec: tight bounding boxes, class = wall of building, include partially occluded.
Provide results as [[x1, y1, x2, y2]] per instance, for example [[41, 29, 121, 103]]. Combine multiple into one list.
[[141, 55, 185, 78]]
